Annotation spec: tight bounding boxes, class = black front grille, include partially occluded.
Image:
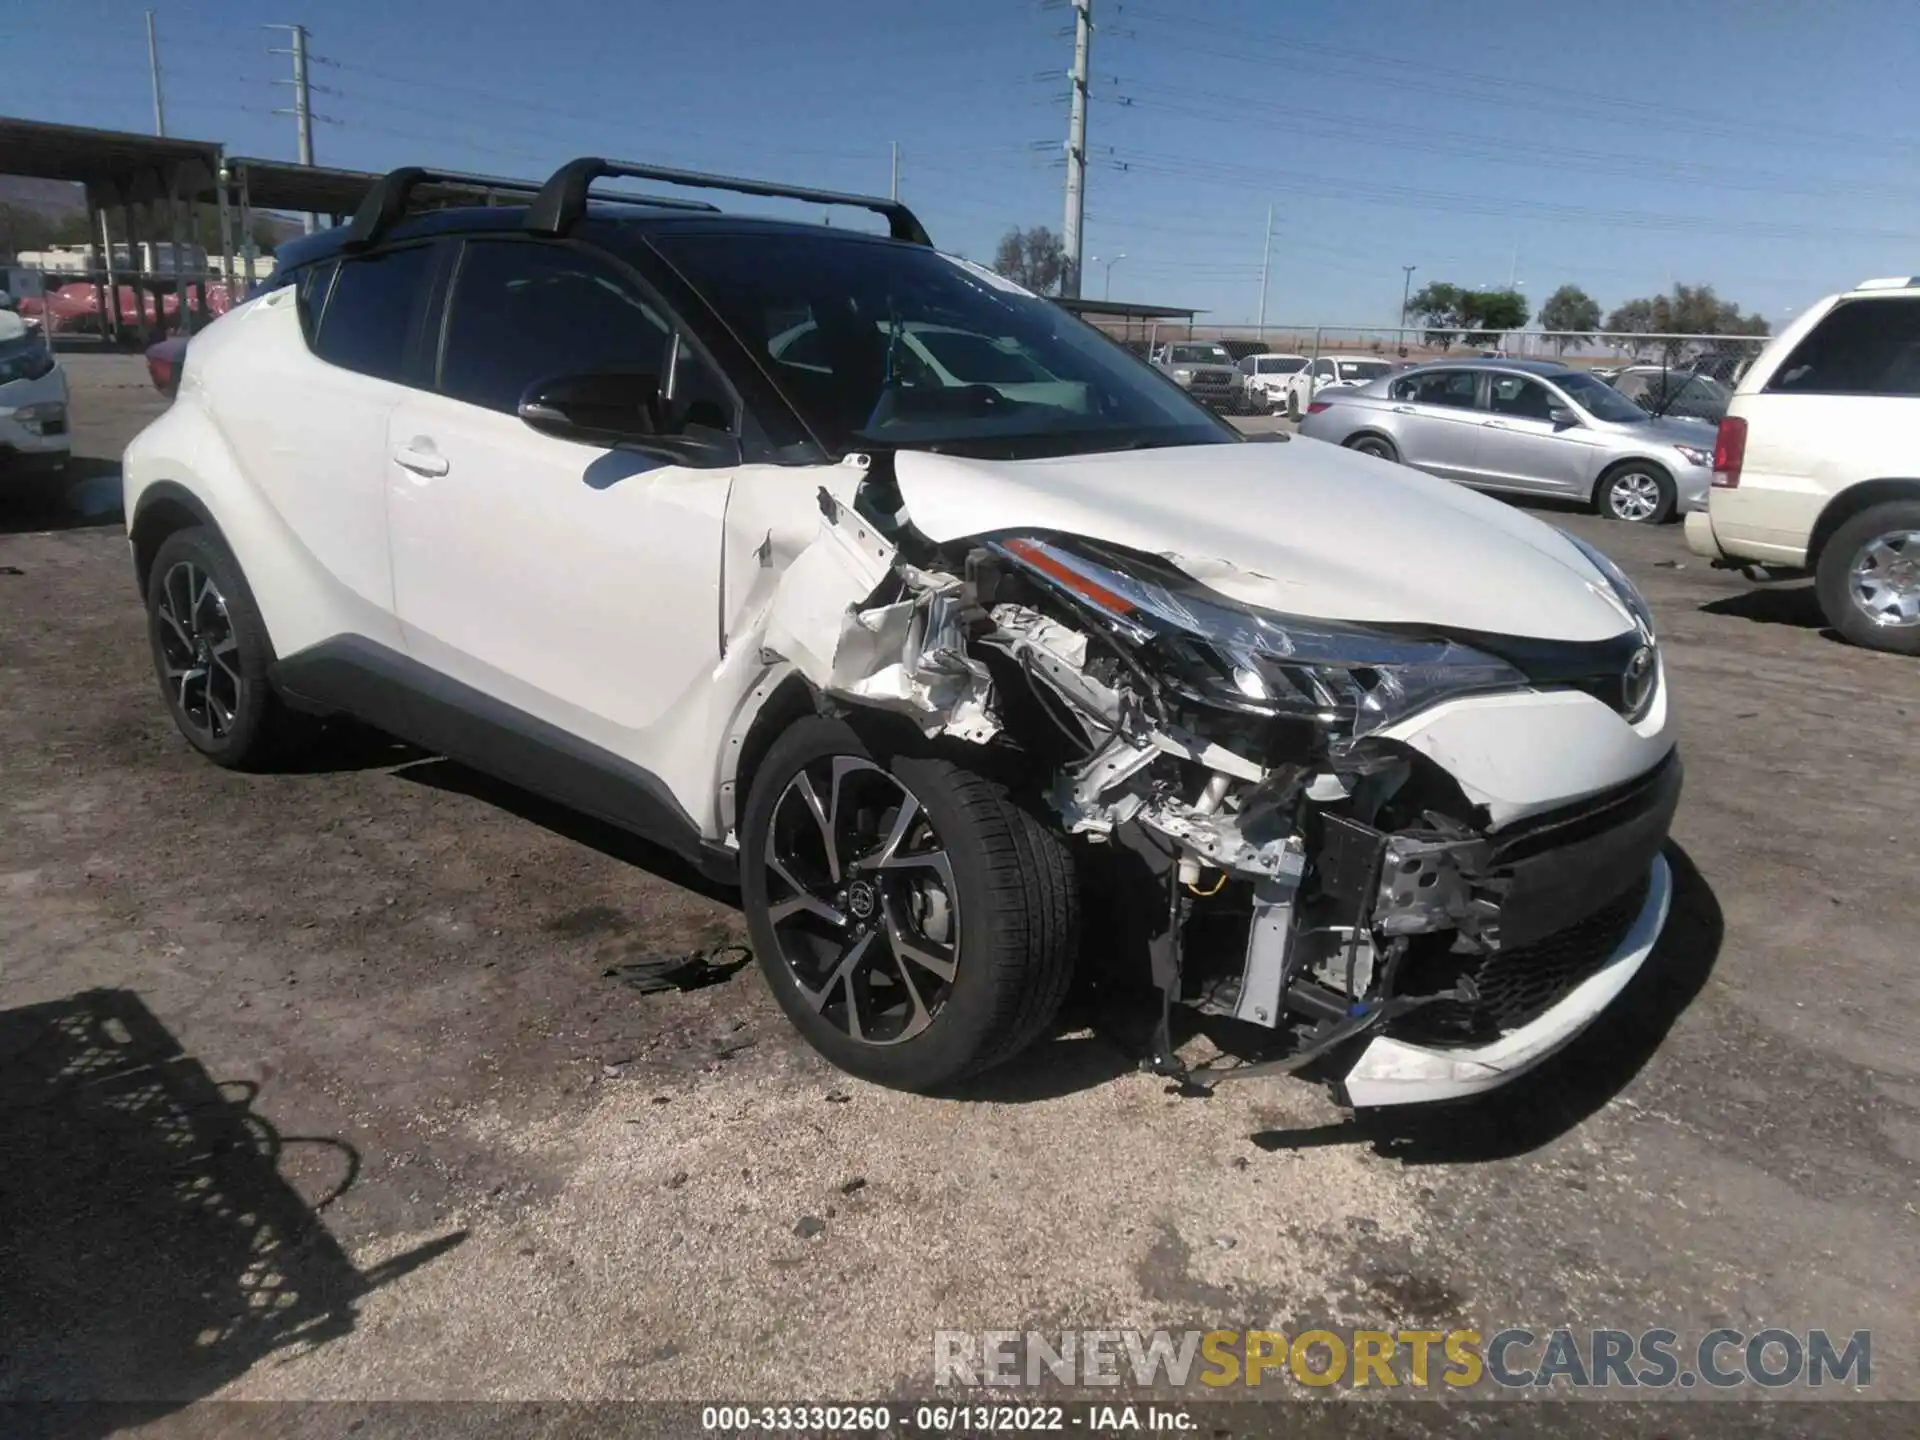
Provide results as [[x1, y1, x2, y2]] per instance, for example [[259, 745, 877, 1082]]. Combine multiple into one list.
[[1391, 874, 1650, 1044]]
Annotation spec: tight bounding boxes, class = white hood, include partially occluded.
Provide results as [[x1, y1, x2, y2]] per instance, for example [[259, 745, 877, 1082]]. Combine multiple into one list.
[[892, 440, 1637, 643]]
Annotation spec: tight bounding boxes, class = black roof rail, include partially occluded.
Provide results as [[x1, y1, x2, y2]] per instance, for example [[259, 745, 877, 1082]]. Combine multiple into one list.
[[342, 165, 721, 249], [524, 156, 933, 246]]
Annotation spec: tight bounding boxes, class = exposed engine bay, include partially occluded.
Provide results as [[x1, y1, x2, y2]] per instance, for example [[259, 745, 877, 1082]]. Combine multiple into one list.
[[756, 452, 1680, 1096]]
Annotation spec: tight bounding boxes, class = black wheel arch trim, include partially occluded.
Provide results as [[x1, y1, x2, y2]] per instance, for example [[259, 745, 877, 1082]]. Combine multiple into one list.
[[271, 634, 739, 884], [128, 481, 229, 597]]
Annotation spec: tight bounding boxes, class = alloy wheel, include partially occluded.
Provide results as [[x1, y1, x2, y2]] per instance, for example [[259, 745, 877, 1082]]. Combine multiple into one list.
[[1353, 438, 1393, 460], [1848, 529, 1920, 628], [154, 560, 244, 742], [762, 757, 959, 1046], [1607, 471, 1664, 522]]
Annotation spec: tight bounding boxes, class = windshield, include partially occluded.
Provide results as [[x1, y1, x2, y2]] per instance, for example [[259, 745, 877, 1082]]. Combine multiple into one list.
[[1337, 360, 1391, 381], [1554, 370, 1647, 423], [651, 232, 1236, 458], [1170, 343, 1232, 365], [1259, 357, 1307, 375]]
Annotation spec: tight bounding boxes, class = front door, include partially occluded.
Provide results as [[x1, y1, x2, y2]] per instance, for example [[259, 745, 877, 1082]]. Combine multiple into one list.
[[1385, 368, 1485, 479], [384, 236, 743, 806], [1471, 373, 1598, 494]]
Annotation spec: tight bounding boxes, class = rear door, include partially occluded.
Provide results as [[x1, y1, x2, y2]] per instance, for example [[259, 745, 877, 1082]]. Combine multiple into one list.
[[1473, 372, 1601, 494], [1384, 368, 1484, 479]]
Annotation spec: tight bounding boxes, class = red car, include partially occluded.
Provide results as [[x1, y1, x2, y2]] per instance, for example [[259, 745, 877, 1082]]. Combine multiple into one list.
[[145, 334, 188, 397]]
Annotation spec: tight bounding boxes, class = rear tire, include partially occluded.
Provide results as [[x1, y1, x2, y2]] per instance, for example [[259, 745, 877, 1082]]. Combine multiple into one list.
[[1815, 500, 1920, 655], [1345, 433, 1400, 463], [740, 716, 1078, 1092], [144, 526, 303, 770]]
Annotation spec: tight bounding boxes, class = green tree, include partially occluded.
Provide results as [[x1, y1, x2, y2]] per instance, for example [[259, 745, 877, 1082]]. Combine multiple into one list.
[[992, 225, 1071, 296], [1407, 281, 1470, 348], [1605, 283, 1768, 361], [1538, 284, 1602, 350], [1461, 288, 1529, 345]]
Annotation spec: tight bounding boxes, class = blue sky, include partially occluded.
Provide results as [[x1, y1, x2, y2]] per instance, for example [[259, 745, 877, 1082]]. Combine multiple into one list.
[[7, 0, 1920, 327]]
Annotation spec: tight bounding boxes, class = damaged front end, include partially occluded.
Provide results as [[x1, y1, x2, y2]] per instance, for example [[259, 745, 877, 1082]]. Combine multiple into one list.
[[762, 455, 1679, 1104]]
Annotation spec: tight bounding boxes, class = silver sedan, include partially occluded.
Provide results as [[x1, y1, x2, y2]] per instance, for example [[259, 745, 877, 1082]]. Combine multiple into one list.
[[1295, 358, 1717, 523]]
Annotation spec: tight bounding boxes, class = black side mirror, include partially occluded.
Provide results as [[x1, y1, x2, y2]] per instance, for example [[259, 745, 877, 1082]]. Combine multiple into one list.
[[519, 370, 663, 444], [1548, 405, 1578, 428], [518, 370, 742, 467]]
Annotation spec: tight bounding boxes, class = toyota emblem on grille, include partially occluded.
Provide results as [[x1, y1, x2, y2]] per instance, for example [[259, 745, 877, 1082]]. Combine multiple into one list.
[[1622, 646, 1656, 715]]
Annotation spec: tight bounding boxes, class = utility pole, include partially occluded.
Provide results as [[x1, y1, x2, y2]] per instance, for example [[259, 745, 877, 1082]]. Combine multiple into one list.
[[1508, 244, 1519, 290], [890, 141, 899, 202], [145, 10, 167, 137], [1400, 264, 1417, 328], [1255, 203, 1275, 332], [267, 24, 317, 231], [1061, 0, 1092, 299]]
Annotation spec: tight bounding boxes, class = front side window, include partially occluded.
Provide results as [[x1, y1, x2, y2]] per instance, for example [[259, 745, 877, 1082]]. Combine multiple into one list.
[[1487, 374, 1555, 420], [313, 245, 436, 383], [1392, 370, 1479, 408], [1311, 359, 1336, 379], [1768, 297, 1920, 396], [648, 233, 1232, 458], [440, 240, 674, 415]]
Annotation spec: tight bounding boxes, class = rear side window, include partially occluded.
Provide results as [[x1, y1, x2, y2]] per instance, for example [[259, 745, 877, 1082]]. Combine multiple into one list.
[[313, 246, 434, 383], [1768, 297, 1920, 396], [439, 240, 673, 414]]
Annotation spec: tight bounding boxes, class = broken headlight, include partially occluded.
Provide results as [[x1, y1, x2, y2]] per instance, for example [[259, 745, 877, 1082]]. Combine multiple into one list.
[[994, 536, 1527, 738]]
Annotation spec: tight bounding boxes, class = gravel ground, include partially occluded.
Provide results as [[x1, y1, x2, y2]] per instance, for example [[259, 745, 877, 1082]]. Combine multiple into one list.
[[1, 358, 1914, 1426]]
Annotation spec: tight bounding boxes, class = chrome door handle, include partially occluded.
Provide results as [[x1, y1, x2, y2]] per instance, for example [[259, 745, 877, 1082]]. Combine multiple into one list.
[[393, 446, 449, 477], [1482, 420, 1509, 428], [1392, 405, 1415, 413]]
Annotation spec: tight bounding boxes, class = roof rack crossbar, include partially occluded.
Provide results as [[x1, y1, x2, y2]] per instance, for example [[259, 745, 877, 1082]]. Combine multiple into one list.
[[343, 167, 544, 248], [342, 166, 724, 249], [524, 156, 933, 246]]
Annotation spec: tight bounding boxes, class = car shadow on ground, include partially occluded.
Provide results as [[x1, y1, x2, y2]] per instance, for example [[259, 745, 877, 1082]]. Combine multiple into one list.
[[0, 988, 464, 1427], [1697, 581, 1827, 631], [0, 458, 124, 537], [1245, 843, 1722, 1164], [387, 754, 741, 907]]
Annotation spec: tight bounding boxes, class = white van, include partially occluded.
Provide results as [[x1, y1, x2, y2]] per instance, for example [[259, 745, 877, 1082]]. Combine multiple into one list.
[[1687, 277, 1920, 654]]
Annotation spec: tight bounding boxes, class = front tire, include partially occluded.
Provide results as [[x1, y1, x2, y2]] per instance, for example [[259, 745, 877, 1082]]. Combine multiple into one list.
[[1815, 501, 1920, 655], [740, 716, 1078, 1092], [1598, 463, 1675, 524], [144, 526, 300, 770]]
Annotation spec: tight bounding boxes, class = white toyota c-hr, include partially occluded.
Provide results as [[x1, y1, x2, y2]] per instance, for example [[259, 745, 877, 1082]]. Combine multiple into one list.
[[123, 159, 1681, 1105]]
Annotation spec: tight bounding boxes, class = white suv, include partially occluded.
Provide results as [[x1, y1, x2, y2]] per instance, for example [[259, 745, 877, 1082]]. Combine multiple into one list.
[[1687, 276, 1920, 653], [124, 159, 1682, 1105], [0, 308, 70, 485]]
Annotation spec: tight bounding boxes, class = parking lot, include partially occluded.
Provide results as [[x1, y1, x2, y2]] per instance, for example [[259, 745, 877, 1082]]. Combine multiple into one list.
[[3, 357, 1916, 1415]]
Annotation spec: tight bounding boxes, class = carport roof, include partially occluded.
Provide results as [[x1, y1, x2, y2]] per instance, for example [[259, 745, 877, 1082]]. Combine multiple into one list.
[[0, 115, 223, 205], [220, 156, 383, 218], [1055, 298, 1203, 320]]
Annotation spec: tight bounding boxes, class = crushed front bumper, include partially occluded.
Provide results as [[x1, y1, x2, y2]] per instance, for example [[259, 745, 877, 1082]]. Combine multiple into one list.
[[1341, 852, 1671, 1106]]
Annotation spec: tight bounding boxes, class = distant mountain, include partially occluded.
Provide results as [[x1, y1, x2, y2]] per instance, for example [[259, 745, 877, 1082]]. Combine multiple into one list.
[[0, 175, 87, 217]]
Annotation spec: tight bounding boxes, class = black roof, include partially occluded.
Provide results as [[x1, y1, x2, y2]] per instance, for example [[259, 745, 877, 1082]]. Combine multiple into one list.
[[0, 115, 222, 205]]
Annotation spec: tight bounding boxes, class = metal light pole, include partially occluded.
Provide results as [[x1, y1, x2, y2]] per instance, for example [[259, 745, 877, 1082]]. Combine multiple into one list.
[[1399, 264, 1417, 328], [145, 10, 167, 137], [1255, 203, 1274, 333], [267, 24, 317, 232], [1092, 253, 1125, 300]]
